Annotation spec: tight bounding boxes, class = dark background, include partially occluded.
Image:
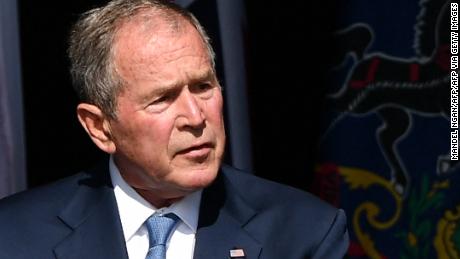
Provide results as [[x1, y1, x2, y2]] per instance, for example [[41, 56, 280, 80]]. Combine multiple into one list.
[[18, 1, 336, 190]]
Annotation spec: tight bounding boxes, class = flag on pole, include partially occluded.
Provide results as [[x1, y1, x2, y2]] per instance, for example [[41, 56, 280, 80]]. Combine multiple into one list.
[[0, 0, 26, 198], [314, 0, 459, 258]]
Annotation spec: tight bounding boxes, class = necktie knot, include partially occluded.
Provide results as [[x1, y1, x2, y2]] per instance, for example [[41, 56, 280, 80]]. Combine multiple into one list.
[[145, 213, 179, 259]]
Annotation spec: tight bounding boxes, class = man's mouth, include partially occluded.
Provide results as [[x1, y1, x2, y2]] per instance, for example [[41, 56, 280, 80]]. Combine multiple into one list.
[[176, 143, 214, 158]]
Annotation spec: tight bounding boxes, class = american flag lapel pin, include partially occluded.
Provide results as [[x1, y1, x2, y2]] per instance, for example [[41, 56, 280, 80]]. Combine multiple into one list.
[[229, 248, 245, 258]]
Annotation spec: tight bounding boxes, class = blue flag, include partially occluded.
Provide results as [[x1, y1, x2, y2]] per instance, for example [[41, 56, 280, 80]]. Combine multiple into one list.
[[314, 0, 458, 258]]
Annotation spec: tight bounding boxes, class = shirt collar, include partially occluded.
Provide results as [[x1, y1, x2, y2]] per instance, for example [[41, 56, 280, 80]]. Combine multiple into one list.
[[109, 156, 202, 241]]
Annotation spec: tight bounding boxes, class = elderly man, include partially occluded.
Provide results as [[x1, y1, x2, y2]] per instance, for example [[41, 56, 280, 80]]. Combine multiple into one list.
[[0, 0, 349, 258]]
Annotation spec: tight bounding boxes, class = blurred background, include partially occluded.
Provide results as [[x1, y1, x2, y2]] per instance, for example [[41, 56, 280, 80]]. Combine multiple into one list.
[[1, 0, 456, 258]]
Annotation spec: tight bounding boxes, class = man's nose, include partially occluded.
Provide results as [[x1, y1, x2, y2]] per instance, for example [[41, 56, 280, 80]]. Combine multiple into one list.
[[176, 89, 205, 129]]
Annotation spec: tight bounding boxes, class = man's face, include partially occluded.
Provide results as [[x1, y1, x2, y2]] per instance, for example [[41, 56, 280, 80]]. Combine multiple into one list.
[[108, 17, 225, 199]]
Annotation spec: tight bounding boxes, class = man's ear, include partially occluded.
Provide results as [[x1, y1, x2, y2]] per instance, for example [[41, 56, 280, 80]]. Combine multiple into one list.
[[76, 103, 116, 154]]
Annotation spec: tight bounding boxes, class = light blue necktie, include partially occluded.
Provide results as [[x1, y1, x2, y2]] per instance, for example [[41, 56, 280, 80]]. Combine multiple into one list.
[[145, 213, 179, 259]]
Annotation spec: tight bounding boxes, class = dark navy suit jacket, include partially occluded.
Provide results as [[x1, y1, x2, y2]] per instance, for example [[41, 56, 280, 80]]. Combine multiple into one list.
[[0, 162, 349, 259]]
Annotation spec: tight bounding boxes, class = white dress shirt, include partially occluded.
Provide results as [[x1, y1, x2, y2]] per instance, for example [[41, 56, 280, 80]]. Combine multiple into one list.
[[109, 156, 202, 259]]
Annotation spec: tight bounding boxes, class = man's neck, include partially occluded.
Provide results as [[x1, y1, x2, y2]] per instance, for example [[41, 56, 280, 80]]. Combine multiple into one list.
[[134, 187, 184, 208]]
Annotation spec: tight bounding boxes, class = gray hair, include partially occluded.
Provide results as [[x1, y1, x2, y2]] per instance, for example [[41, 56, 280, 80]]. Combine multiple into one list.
[[68, 0, 216, 118]]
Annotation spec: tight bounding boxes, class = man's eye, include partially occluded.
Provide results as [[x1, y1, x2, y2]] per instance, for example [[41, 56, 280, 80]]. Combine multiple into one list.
[[191, 83, 214, 99], [153, 94, 173, 104], [197, 83, 212, 91], [145, 93, 174, 113], [154, 96, 167, 103]]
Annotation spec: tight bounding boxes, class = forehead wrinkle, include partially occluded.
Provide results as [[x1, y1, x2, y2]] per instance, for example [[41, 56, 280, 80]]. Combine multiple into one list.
[[115, 25, 209, 82], [115, 41, 194, 87]]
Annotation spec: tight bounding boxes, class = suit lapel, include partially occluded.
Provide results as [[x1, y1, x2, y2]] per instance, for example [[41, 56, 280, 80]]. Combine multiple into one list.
[[194, 170, 262, 259], [53, 163, 128, 259]]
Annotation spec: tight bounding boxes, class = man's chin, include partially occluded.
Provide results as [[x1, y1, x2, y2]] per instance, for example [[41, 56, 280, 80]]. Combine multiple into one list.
[[174, 166, 219, 190]]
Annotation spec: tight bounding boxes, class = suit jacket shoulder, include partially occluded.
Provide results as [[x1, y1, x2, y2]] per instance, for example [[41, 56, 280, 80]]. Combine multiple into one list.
[[0, 162, 128, 259], [195, 165, 349, 259], [222, 164, 339, 218]]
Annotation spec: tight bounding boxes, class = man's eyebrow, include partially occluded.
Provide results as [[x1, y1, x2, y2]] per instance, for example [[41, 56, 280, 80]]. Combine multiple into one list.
[[189, 69, 215, 83], [138, 70, 216, 102], [139, 84, 177, 102]]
